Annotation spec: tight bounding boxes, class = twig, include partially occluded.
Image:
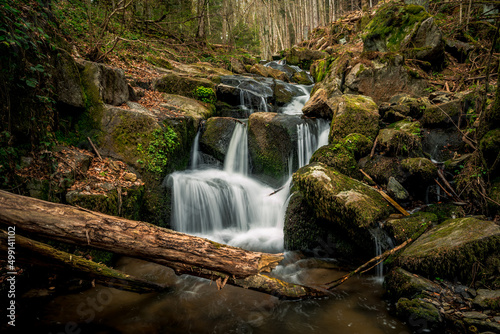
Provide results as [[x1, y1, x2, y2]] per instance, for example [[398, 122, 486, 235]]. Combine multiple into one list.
[[437, 169, 461, 201], [370, 137, 378, 158], [87, 137, 103, 162], [435, 179, 454, 199], [325, 237, 415, 290], [360, 169, 410, 216]]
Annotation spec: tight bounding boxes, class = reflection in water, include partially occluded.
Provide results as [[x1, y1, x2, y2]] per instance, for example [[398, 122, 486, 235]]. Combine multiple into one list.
[[37, 257, 410, 334]]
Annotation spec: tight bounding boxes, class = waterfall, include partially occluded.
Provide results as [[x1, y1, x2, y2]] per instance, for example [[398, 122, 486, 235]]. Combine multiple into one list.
[[297, 119, 330, 168], [190, 129, 201, 169], [224, 122, 248, 175], [369, 227, 395, 282]]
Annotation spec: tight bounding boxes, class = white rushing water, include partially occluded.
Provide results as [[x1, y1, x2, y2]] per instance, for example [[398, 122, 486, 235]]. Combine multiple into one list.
[[224, 122, 248, 175]]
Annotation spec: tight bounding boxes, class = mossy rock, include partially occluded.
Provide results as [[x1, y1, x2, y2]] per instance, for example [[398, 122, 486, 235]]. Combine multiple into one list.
[[199, 117, 238, 163], [359, 155, 406, 185], [396, 298, 443, 332], [302, 88, 334, 119], [311, 53, 351, 98], [284, 191, 359, 259], [384, 267, 441, 301], [66, 185, 144, 220], [396, 217, 500, 284], [310, 58, 330, 83], [377, 120, 423, 157], [284, 47, 328, 70], [401, 157, 437, 182], [384, 211, 437, 244], [154, 73, 215, 99], [420, 203, 466, 223], [273, 81, 295, 106], [479, 128, 500, 169], [291, 71, 313, 85], [310, 144, 360, 179], [329, 94, 380, 142], [310, 133, 372, 179], [248, 112, 302, 186], [292, 162, 392, 253], [420, 100, 463, 128], [488, 178, 500, 215], [363, 3, 431, 53]]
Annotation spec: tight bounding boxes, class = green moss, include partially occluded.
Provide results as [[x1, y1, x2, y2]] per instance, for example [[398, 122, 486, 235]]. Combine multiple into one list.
[[421, 203, 466, 223], [329, 95, 379, 142], [385, 212, 437, 244], [397, 217, 500, 284], [479, 128, 500, 167], [363, 3, 430, 51], [396, 298, 442, 326], [401, 158, 437, 181], [384, 268, 439, 301], [155, 73, 215, 99]]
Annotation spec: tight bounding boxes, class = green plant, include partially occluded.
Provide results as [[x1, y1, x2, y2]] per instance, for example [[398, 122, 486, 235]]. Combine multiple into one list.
[[193, 86, 216, 104], [137, 126, 179, 175]]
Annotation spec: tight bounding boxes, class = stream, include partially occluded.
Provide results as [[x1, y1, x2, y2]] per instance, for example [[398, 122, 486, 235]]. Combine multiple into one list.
[[32, 64, 412, 333]]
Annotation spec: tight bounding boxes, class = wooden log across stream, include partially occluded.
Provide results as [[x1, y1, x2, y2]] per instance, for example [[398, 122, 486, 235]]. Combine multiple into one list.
[[0, 190, 414, 299]]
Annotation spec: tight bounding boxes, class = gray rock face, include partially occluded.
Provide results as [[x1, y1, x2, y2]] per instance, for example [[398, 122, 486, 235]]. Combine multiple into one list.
[[387, 176, 410, 201], [78, 59, 130, 106], [53, 52, 85, 107], [408, 17, 445, 68], [199, 117, 238, 163]]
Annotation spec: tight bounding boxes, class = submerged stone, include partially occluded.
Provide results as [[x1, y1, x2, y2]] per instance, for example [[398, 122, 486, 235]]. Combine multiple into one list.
[[199, 117, 238, 163]]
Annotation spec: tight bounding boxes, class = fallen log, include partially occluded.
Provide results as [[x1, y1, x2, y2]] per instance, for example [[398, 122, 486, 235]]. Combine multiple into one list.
[[0, 190, 282, 279], [0, 190, 329, 299], [0, 229, 165, 293]]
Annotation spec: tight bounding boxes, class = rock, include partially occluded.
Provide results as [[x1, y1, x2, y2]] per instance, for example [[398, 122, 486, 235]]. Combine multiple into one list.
[[291, 71, 314, 85], [387, 176, 410, 202], [310, 133, 372, 179], [396, 298, 443, 333], [445, 39, 474, 63], [488, 178, 500, 214], [199, 117, 238, 163], [292, 162, 392, 253], [273, 81, 295, 106], [463, 311, 489, 320], [229, 57, 247, 74], [420, 203, 465, 223], [359, 155, 406, 185], [329, 94, 380, 142], [284, 192, 358, 258], [311, 53, 350, 98], [77, 59, 129, 106], [404, 0, 429, 10], [422, 128, 465, 162], [396, 217, 500, 284], [384, 267, 441, 301], [420, 100, 463, 127], [302, 88, 334, 119], [384, 211, 437, 244], [310, 58, 330, 83], [53, 51, 85, 107], [473, 289, 500, 310], [363, 3, 444, 69], [343, 55, 428, 104], [479, 128, 500, 169], [462, 318, 500, 334], [154, 72, 216, 99], [401, 157, 437, 182], [376, 120, 423, 157], [406, 17, 445, 69], [249, 64, 288, 81], [284, 47, 328, 69], [248, 112, 303, 186], [160, 94, 215, 124]]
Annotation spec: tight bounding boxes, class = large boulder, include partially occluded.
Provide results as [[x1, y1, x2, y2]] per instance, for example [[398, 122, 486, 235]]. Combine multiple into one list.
[[395, 217, 500, 284], [292, 162, 392, 253], [249, 64, 288, 81], [199, 117, 238, 163], [359, 155, 406, 185], [154, 72, 216, 99], [284, 47, 328, 70], [420, 100, 463, 128], [384, 211, 437, 244], [77, 59, 129, 106], [343, 55, 428, 103], [329, 94, 380, 142], [302, 88, 334, 119], [53, 51, 85, 107], [376, 120, 423, 157], [363, 3, 444, 69], [229, 57, 247, 74], [248, 112, 303, 186]]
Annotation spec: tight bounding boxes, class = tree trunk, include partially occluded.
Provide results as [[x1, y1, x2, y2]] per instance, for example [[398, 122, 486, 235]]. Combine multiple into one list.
[[0, 229, 166, 293], [0, 190, 326, 299]]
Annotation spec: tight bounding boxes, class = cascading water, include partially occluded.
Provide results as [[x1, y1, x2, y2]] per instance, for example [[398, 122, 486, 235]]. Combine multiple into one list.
[[296, 119, 330, 168], [190, 128, 201, 169], [224, 122, 248, 175]]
